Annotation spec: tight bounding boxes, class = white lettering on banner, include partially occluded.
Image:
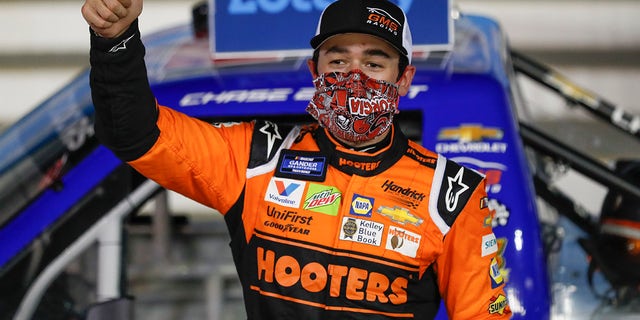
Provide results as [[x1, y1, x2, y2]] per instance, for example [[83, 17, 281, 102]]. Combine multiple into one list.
[[293, 87, 316, 101], [227, 0, 414, 14], [435, 142, 508, 154], [228, 0, 331, 14], [180, 86, 427, 107], [179, 89, 293, 106]]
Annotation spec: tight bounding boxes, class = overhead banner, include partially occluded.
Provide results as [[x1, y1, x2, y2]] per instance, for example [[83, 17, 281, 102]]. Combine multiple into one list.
[[210, 0, 452, 60]]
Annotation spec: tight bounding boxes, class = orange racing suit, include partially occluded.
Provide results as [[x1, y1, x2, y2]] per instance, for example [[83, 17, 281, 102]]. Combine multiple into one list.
[[89, 21, 511, 319]]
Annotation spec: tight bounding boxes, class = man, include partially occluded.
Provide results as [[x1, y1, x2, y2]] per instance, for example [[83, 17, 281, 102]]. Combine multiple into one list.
[[82, 0, 511, 318]]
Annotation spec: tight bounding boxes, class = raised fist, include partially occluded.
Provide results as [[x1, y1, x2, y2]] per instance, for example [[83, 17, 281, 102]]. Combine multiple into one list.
[[81, 0, 142, 38]]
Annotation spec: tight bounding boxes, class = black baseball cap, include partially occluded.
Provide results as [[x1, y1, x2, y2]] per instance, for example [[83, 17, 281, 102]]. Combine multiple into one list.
[[310, 0, 413, 63]]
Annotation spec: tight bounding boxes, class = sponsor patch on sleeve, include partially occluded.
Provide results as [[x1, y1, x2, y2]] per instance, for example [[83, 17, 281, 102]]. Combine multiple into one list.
[[482, 233, 498, 257], [489, 257, 504, 288], [437, 160, 483, 226], [488, 294, 510, 315]]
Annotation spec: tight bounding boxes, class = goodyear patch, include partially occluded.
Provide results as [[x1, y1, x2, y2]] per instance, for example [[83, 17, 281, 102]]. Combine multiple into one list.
[[349, 194, 374, 217]]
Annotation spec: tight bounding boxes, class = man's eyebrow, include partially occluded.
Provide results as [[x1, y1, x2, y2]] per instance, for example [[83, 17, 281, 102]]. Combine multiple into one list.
[[324, 45, 349, 54], [323, 46, 393, 59], [364, 48, 392, 59]]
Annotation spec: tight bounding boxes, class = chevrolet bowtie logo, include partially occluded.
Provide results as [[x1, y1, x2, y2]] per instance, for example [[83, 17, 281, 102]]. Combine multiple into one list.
[[377, 206, 423, 226], [438, 124, 503, 142]]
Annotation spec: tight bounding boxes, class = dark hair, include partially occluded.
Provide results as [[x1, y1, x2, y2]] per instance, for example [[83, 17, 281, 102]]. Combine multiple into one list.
[[311, 49, 409, 81]]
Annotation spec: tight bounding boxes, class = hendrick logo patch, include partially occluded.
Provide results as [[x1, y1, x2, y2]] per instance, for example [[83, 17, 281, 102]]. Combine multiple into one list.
[[380, 179, 425, 209]]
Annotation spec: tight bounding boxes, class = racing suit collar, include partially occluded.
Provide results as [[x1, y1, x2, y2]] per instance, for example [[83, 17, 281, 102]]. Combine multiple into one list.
[[327, 126, 393, 154], [316, 124, 408, 177]]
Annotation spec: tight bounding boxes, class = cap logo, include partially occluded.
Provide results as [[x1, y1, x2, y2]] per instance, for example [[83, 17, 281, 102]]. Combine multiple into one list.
[[366, 7, 400, 35]]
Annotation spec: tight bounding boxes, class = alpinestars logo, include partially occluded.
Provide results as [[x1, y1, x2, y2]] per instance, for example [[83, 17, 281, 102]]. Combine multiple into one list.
[[108, 34, 136, 53], [445, 167, 469, 212], [259, 121, 282, 158]]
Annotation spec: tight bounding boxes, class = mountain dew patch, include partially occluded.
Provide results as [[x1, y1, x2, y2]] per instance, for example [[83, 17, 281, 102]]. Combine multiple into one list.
[[304, 183, 342, 216]]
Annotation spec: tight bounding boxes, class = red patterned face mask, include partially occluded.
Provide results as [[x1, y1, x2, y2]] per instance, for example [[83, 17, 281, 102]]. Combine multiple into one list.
[[306, 70, 400, 143]]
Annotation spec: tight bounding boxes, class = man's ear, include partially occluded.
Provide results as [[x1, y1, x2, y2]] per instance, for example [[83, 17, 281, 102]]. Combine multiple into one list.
[[307, 59, 319, 79], [397, 65, 416, 96]]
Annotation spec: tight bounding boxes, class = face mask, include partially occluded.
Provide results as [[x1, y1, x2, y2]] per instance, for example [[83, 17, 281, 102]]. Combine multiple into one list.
[[306, 69, 400, 143]]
